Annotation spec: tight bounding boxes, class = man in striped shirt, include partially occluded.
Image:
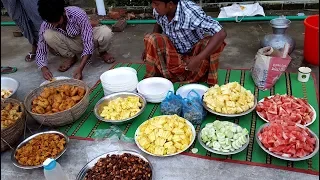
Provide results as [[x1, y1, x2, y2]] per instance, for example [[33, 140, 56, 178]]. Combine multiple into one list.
[[142, 0, 226, 85], [36, 0, 114, 80]]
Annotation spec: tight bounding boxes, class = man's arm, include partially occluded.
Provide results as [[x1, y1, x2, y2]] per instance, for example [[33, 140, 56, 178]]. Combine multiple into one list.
[[153, 23, 163, 34], [36, 22, 53, 80], [74, 9, 94, 79], [197, 30, 226, 60], [188, 2, 227, 59]]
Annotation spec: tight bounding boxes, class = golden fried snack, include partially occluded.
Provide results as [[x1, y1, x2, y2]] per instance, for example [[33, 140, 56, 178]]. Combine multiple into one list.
[[47, 95, 54, 105], [1, 102, 23, 129], [71, 96, 82, 102], [70, 87, 78, 97], [31, 85, 86, 114], [15, 134, 66, 166], [53, 94, 62, 104], [35, 106, 45, 114], [37, 98, 49, 108], [78, 88, 85, 97], [40, 87, 51, 98]]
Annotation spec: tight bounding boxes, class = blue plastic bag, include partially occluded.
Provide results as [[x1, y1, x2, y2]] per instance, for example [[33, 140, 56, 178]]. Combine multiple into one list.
[[160, 91, 183, 116], [182, 90, 206, 125]]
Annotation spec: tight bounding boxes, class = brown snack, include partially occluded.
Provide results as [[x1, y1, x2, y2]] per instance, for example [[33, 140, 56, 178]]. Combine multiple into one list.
[[15, 134, 66, 166], [85, 153, 152, 180], [1, 103, 23, 129], [31, 85, 86, 114]]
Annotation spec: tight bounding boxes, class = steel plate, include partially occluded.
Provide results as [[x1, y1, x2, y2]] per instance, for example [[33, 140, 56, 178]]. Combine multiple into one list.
[[76, 150, 153, 180], [256, 123, 319, 161], [11, 131, 69, 169]]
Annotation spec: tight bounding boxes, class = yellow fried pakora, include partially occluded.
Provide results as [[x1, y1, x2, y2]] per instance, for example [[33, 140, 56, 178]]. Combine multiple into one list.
[[1, 103, 23, 129], [15, 134, 66, 166], [31, 85, 86, 114]]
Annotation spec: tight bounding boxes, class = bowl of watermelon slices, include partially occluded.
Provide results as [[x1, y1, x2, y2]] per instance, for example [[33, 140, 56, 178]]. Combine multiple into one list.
[[256, 121, 319, 161], [256, 94, 316, 126]]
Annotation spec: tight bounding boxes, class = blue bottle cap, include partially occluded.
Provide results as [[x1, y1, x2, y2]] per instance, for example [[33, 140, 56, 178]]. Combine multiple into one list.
[[43, 158, 56, 170]]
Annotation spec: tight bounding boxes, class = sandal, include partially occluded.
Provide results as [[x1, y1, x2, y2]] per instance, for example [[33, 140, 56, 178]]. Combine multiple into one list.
[[25, 52, 36, 62], [100, 52, 115, 64], [1, 66, 17, 74]]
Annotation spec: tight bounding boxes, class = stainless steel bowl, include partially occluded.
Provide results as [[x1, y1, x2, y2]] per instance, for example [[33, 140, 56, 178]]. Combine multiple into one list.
[[198, 122, 249, 155], [11, 131, 69, 169], [134, 115, 196, 157], [256, 123, 319, 161], [76, 150, 153, 180], [94, 92, 147, 125], [203, 97, 257, 118]]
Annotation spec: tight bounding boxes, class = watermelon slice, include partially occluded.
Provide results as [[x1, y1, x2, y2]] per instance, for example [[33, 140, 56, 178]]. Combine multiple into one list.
[[267, 104, 278, 115]]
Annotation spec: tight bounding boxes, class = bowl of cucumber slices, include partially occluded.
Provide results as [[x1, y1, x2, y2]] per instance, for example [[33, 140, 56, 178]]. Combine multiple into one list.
[[198, 120, 249, 155]]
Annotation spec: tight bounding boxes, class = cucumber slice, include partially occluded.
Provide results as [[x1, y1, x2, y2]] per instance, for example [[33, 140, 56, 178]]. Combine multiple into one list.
[[231, 126, 237, 133], [212, 141, 220, 148], [191, 148, 198, 154], [223, 145, 232, 150], [221, 149, 230, 153], [225, 131, 234, 139], [236, 126, 243, 133]]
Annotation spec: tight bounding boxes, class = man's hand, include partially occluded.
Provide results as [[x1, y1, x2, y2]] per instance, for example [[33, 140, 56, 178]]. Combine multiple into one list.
[[73, 68, 83, 80], [186, 56, 202, 72], [141, 49, 146, 62], [41, 66, 53, 80]]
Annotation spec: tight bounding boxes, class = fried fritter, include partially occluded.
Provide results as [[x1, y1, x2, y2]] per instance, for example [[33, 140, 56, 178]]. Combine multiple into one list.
[[15, 134, 66, 166], [1, 102, 23, 129], [31, 85, 85, 114]]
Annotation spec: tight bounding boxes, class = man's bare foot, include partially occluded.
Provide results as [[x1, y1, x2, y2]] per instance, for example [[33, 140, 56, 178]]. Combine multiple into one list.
[[58, 56, 77, 72], [100, 52, 115, 64]]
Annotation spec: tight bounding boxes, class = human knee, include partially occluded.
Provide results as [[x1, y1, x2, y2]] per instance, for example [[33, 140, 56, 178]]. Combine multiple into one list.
[[43, 29, 58, 44], [94, 26, 113, 42], [144, 33, 161, 42]]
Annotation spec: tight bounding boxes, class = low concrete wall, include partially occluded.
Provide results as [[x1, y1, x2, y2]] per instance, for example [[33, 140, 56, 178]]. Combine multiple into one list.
[[68, 0, 318, 12]]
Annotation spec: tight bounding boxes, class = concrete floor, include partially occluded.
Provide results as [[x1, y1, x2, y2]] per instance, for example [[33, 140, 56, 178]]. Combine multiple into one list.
[[1, 14, 319, 180]]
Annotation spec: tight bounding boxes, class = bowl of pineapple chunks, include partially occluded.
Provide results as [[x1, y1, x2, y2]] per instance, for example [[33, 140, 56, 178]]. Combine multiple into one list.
[[203, 82, 257, 117], [135, 115, 196, 157]]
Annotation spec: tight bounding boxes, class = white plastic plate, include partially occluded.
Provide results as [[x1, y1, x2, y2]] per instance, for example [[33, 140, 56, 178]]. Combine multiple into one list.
[[40, 76, 70, 86], [176, 84, 209, 99], [100, 68, 136, 85], [137, 77, 174, 96]]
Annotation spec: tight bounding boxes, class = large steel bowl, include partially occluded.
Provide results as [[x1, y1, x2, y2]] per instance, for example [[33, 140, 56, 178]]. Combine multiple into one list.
[[203, 96, 257, 118], [94, 92, 147, 125], [76, 150, 153, 180], [11, 131, 69, 169], [256, 123, 319, 161], [135, 115, 196, 157]]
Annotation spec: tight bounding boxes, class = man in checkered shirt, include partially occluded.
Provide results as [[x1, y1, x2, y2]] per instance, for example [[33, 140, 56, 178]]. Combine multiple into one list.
[[36, 0, 114, 80], [142, 0, 226, 85]]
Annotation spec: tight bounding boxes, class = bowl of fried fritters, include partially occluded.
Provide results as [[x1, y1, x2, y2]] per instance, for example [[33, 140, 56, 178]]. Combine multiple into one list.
[[1, 98, 25, 152], [24, 79, 90, 127], [11, 131, 69, 169]]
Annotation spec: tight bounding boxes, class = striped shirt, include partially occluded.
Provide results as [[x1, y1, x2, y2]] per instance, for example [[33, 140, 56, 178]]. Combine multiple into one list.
[[36, 6, 93, 68], [153, 0, 223, 54]]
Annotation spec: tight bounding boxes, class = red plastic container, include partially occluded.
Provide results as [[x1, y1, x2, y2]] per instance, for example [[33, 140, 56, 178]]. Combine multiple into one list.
[[304, 15, 319, 65]]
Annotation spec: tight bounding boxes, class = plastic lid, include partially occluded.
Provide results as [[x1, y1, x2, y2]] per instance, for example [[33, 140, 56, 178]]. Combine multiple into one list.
[[43, 158, 56, 170]]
